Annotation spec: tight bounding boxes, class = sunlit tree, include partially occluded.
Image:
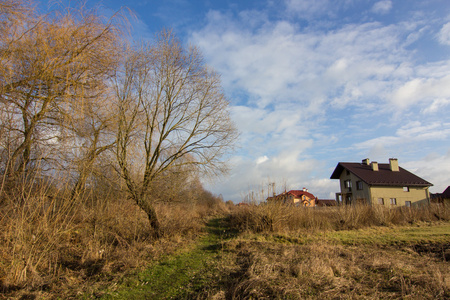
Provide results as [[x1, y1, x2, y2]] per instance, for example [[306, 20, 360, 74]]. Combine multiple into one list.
[[113, 30, 238, 234], [0, 0, 120, 186]]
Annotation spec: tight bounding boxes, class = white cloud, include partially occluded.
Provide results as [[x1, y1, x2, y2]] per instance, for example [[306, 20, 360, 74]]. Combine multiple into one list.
[[391, 74, 450, 108], [230, 105, 311, 155], [422, 98, 450, 114], [402, 151, 450, 194], [438, 22, 450, 45], [371, 0, 393, 14], [256, 155, 269, 164], [206, 154, 320, 202], [354, 121, 450, 153], [191, 15, 413, 113], [189, 4, 450, 202], [391, 78, 423, 107]]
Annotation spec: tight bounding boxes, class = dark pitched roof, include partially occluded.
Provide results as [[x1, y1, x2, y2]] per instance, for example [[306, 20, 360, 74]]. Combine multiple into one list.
[[442, 186, 450, 197], [330, 162, 432, 187], [430, 186, 450, 199], [316, 199, 337, 206]]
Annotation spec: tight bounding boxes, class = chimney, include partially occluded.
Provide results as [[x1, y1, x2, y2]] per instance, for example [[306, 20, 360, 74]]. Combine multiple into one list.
[[303, 187, 307, 192], [389, 158, 399, 172], [362, 158, 370, 165], [371, 161, 379, 171]]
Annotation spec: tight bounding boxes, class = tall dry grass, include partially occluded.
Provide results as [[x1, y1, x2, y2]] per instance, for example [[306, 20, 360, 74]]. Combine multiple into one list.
[[0, 171, 226, 298], [207, 237, 450, 299], [1, 172, 75, 289], [229, 202, 450, 234]]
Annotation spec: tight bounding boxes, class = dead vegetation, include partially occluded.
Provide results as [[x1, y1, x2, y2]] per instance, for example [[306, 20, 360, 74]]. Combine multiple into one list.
[[0, 177, 227, 299], [228, 201, 450, 233], [197, 235, 449, 299], [171, 203, 449, 299], [2, 186, 449, 299], [166, 203, 449, 299]]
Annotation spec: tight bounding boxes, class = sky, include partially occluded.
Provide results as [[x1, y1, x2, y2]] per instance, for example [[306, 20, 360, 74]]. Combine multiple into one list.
[[43, 0, 450, 202]]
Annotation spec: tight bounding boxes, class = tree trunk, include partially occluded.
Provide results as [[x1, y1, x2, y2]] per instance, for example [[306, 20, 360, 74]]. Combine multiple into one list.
[[138, 196, 161, 238]]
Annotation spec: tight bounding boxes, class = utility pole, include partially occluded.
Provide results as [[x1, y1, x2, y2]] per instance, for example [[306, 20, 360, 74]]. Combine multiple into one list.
[[268, 182, 276, 197]]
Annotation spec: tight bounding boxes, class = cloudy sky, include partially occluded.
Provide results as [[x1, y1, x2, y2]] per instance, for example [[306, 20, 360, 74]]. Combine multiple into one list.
[[46, 0, 450, 202]]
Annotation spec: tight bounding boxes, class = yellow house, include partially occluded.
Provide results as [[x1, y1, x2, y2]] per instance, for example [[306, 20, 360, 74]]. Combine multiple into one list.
[[330, 158, 432, 206], [267, 188, 316, 207]]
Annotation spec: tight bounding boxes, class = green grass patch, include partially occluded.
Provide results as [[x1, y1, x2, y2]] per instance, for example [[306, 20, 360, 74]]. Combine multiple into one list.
[[246, 223, 450, 247], [100, 218, 233, 299], [324, 223, 450, 245], [104, 248, 213, 299], [99, 221, 450, 299]]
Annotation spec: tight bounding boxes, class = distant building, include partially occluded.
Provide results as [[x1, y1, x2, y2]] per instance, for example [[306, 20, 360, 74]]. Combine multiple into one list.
[[315, 199, 337, 207], [431, 186, 450, 204], [330, 158, 433, 206], [267, 188, 316, 207]]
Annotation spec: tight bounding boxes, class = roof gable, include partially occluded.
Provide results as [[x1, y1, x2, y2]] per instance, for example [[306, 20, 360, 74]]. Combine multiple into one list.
[[330, 162, 432, 187]]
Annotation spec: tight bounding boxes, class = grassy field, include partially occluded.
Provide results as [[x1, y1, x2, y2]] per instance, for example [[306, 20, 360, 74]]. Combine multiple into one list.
[[2, 203, 449, 299], [99, 219, 450, 299]]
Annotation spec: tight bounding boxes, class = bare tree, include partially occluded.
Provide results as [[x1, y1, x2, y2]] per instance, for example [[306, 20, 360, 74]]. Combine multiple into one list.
[[0, 1, 120, 184], [57, 91, 119, 200], [113, 30, 238, 234]]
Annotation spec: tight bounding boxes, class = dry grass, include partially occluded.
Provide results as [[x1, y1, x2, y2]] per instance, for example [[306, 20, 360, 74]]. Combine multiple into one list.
[[229, 202, 450, 234], [2, 188, 448, 299], [192, 203, 449, 299], [0, 177, 225, 299], [205, 235, 450, 299]]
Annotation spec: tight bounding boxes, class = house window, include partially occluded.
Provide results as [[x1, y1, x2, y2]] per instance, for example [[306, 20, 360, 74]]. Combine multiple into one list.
[[344, 180, 352, 191], [403, 187, 409, 192], [378, 198, 384, 205], [356, 181, 363, 190], [346, 170, 350, 175], [405, 201, 411, 207], [390, 198, 397, 205]]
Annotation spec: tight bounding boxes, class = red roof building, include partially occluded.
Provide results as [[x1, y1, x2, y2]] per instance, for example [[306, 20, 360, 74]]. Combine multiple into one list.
[[267, 188, 316, 207]]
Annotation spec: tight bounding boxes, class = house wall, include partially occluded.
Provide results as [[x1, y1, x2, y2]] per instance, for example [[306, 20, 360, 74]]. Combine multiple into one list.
[[369, 186, 430, 206], [302, 195, 315, 207], [293, 195, 315, 206], [338, 171, 371, 204], [271, 194, 316, 207], [338, 171, 430, 206]]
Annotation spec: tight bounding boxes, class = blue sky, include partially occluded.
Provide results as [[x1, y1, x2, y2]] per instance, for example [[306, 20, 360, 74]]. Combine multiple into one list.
[[44, 0, 450, 202]]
